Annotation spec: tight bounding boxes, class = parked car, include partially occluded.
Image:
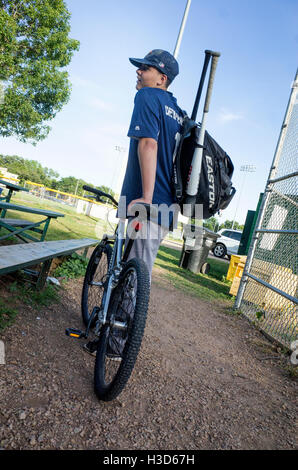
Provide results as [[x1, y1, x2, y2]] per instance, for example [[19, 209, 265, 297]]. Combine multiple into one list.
[[212, 229, 242, 258]]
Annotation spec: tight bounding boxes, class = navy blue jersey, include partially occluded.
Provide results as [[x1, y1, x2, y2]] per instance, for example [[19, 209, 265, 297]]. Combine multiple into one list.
[[120, 87, 183, 226]]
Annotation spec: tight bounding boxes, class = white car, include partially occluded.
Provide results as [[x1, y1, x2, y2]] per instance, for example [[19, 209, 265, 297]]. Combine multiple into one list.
[[212, 229, 242, 258]]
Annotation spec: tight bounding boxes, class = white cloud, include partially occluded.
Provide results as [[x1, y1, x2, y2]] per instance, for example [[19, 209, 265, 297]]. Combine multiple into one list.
[[70, 75, 115, 112], [70, 74, 99, 90], [218, 108, 244, 123], [89, 98, 114, 112]]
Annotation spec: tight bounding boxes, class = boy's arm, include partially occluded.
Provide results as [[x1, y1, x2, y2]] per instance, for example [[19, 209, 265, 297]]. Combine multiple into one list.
[[128, 137, 157, 212]]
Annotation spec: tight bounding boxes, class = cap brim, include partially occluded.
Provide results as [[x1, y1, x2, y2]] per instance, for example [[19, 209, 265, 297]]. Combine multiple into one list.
[[129, 57, 151, 68], [129, 57, 170, 79]]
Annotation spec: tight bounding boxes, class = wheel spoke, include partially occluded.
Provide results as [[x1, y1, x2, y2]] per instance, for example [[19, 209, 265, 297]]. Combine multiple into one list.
[[81, 244, 112, 327]]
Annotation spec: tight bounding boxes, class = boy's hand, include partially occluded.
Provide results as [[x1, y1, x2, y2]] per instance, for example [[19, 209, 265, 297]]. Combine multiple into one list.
[[128, 197, 152, 215]]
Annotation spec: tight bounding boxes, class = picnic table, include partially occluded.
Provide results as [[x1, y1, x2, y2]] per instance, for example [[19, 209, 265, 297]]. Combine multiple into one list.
[[0, 179, 64, 243], [0, 180, 97, 290], [0, 178, 29, 217]]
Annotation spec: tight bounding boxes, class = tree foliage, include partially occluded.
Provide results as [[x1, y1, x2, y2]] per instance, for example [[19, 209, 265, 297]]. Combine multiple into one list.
[[0, 0, 79, 143], [0, 154, 115, 198], [218, 219, 244, 231], [203, 217, 220, 232], [203, 217, 244, 232]]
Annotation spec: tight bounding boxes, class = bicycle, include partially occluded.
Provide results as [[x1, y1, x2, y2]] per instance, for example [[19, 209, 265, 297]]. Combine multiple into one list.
[[65, 185, 156, 401]]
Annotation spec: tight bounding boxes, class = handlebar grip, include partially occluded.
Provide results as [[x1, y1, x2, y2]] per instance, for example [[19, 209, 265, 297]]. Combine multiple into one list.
[[82, 185, 118, 207], [83, 185, 102, 195], [128, 202, 158, 220]]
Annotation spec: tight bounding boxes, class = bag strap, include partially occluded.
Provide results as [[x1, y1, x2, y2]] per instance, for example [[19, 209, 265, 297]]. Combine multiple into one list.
[[172, 113, 196, 203]]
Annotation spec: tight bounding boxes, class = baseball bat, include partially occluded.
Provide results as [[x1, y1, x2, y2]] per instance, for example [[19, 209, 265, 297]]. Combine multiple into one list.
[[183, 50, 220, 217], [191, 50, 212, 121]]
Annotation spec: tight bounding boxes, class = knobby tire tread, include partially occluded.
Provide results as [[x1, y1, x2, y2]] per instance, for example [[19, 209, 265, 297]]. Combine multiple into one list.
[[94, 258, 150, 401]]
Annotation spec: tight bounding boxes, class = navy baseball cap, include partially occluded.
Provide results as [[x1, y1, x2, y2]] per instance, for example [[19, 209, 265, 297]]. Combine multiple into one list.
[[129, 49, 179, 83]]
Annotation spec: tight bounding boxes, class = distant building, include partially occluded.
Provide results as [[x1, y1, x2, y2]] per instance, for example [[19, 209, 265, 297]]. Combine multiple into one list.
[[0, 167, 19, 183]]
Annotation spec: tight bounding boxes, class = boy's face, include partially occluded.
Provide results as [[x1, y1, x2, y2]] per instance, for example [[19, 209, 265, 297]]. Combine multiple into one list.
[[136, 65, 166, 90]]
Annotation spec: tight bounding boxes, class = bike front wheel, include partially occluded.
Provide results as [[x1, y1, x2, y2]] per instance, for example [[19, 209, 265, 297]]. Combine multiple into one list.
[[81, 242, 112, 327], [94, 258, 150, 401]]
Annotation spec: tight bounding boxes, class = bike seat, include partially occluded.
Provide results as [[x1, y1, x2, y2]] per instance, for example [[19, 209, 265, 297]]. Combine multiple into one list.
[[128, 202, 158, 222]]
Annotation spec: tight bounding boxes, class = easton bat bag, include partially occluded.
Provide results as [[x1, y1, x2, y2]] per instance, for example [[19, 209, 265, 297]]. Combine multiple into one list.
[[172, 114, 236, 219]]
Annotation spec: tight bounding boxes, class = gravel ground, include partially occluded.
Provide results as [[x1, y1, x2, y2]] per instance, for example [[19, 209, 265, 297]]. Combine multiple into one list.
[[0, 267, 297, 450]]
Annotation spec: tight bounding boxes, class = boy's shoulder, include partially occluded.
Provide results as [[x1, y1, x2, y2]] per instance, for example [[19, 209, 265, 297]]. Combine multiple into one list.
[[135, 87, 162, 100], [136, 87, 181, 108]]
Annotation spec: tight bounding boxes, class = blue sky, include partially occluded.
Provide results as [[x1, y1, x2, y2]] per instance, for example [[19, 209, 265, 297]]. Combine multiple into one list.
[[1, 0, 297, 224]]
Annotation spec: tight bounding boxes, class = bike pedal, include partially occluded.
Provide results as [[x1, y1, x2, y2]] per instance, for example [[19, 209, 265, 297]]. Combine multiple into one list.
[[65, 328, 85, 339]]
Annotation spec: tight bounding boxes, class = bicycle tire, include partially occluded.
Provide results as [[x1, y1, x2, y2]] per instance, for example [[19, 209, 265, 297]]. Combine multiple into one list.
[[94, 258, 150, 401], [81, 242, 112, 327]]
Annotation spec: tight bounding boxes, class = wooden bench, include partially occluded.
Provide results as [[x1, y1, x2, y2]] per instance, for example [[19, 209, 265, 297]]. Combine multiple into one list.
[[0, 201, 64, 243], [0, 238, 98, 289]]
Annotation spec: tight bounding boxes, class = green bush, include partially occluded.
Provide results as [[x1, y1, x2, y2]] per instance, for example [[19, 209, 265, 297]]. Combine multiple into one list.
[[54, 253, 88, 279]]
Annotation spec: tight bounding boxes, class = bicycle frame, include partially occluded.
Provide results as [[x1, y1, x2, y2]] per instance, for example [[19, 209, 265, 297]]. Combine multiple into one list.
[[96, 219, 126, 331], [67, 186, 151, 340], [92, 216, 143, 337]]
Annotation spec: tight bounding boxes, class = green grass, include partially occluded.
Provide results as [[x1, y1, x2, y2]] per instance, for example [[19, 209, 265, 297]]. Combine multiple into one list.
[[0, 280, 61, 330], [155, 245, 234, 306], [8, 280, 60, 308], [0, 298, 18, 330]]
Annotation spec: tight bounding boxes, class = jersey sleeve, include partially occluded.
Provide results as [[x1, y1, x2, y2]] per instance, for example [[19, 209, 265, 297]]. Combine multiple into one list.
[[127, 89, 160, 141]]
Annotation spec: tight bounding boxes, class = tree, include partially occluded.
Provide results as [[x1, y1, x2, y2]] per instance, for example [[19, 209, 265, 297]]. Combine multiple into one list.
[[0, 153, 117, 199], [219, 220, 244, 231], [0, 0, 79, 143], [0, 153, 59, 184], [57, 176, 78, 194], [203, 217, 220, 232], [96, 185, 115, 199]]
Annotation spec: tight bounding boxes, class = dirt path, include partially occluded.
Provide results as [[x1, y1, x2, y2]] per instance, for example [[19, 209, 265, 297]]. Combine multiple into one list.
[[0, 269, 297, 450]]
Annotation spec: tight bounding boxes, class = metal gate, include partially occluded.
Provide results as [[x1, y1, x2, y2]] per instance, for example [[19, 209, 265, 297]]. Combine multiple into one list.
[[235, 69, 298, 349]]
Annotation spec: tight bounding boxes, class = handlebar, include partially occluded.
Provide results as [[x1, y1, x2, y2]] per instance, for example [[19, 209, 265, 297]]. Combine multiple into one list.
[[83, 186, 159, 221], [83, 185, 118, 207]]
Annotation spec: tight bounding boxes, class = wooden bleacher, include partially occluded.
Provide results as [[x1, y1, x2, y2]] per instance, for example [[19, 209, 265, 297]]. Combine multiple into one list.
[[0, 238, 98, 289]]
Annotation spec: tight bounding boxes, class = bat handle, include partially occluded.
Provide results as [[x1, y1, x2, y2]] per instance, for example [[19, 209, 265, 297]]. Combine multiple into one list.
[[204, 51, 220, 113]]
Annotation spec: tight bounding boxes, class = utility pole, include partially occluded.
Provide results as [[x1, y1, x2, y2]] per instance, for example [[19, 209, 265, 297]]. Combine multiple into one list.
[[173, 0, 192, 59], [112, 145, 126, 193]]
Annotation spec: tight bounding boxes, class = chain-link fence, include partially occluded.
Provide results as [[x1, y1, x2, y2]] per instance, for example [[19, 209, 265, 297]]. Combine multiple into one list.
[[26, 181, 86, 207], [235, 70, 298, 349]]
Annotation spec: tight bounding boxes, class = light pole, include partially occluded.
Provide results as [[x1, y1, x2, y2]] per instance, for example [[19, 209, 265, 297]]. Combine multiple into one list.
[[231, 164, 256, 229], [111, 145, 126, 193], [173, 0, 192, 59], [74, 179, 79, 196]]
